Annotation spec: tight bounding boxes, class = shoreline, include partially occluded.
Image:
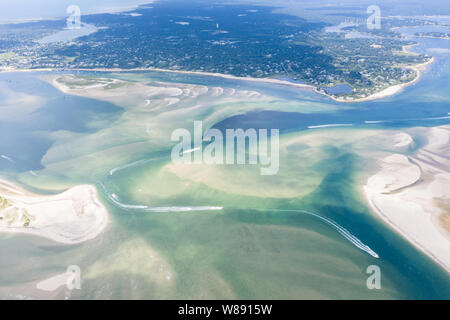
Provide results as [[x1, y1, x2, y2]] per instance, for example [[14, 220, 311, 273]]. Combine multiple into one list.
[[337, 55, 434, 103], [365, 189, 450, 274], [363, 127, 450, 274], [0, 48, 434, 103], [0, 179, 109, 244], [329, 44, 434, 103], [0, 1, 155, 25]]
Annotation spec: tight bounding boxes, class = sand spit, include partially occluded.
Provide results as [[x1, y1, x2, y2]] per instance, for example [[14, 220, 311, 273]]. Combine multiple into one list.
[[331, 57, 435, 103], [2, 49, 434, 104], [364, 126, 450, 273], [393, 132, 415, 148], [45, 74, 261, 101], [0, 179, 108, 244], [70, 64, 435, 103]]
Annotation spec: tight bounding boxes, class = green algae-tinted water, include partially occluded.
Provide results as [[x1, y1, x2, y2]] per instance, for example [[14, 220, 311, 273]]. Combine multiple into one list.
[[1, 31, 450, 299]]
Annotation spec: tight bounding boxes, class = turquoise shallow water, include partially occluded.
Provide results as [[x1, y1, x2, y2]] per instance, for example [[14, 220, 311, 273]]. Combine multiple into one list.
[[0, 32, 449, 299], [0, 72, 122, 172]]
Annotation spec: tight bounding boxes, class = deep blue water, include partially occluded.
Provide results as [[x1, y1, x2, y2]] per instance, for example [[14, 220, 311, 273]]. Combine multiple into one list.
[[0, 73, 122, 171]]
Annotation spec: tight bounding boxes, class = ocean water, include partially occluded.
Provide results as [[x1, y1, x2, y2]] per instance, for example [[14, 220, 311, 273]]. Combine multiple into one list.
[[0, 0, 151, 23], [0, 72, 122, 173], [0, 33, 450, 299]]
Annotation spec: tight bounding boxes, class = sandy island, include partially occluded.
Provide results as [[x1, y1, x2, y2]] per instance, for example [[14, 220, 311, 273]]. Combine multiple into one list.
[[364, 126, 450, 273], [0, 179, 108, 244]]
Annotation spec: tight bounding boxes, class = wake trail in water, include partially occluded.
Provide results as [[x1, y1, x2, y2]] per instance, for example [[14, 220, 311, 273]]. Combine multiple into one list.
[[365, 115, 450, 124], [182, 147, 201, 154], [100, 179, 377, 257], [309, 114, 449, 129], [145, 206, 223, 212], [99, 182, 223, 212], [109, 192, 148, 209], [308, 124, 353, 129], [251, 208, 379, 259], [0, 155, 14, 163], [109, 159, 154, 176], [364, 120, 392, 124]]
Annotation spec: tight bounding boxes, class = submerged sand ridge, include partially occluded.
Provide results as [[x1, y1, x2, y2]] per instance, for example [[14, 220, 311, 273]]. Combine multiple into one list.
[[0, 180, 108, 244], [365, 126, 450, 273]]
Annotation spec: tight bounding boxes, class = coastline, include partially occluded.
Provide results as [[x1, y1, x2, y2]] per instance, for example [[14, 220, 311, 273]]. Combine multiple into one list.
[[0, 1, 155, 25], [330, 44, 434, 103], [0, 47, 434, 104], [333, 56, 434, 103], [0, 179, 109, 244], [363, 127, 450, 274]]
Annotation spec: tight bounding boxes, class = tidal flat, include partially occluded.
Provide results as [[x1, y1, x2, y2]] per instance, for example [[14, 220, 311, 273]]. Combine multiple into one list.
[[0, 68, 449, 299]]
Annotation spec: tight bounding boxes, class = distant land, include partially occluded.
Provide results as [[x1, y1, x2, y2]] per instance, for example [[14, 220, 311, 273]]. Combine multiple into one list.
[[0, 2, 435, 101]]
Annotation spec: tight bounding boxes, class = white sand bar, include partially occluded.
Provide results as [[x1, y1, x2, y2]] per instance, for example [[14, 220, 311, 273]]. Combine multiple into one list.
[[364, 126, 450, 273], [0, 180, 108, 244]]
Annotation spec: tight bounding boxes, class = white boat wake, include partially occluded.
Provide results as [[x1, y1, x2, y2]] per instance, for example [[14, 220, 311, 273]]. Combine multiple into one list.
[[364, 120, 391, 124], [0, 155, 14, 163], [182, 147, 201, 154], [365, 115, 450, 124], [308, 124, 353, 129], [100, 183, 223, 212], [109, 158, 157, 176], [300, 209, 379, 259], [98, 184, 377, 257], [145, 206, 223, 212], [252, 208, 379, 259]]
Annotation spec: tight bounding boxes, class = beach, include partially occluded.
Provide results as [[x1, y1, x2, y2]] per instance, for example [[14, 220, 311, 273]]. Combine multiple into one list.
[[0, 179, 108, 244], [0, 64, 449, 299], [70, 62, 437, 103], [1, 47, 434, 104], [330, 44, 435, 103], [364, 126, 450, 273]]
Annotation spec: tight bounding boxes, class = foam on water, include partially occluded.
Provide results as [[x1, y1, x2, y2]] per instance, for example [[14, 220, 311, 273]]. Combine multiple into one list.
[[365, 115, 450, 124], [364, 120, 391, 124], [100, 177, 378, 258], [300, 210, 380, 259], [1, 155, 14, 163], [308, 124, 353, 129], [145, 206, 223, 212], [253, 208, 379, 259], [182, 147, 201, 154], [100, 183, 223, 212], [109, 158, 157, 176]]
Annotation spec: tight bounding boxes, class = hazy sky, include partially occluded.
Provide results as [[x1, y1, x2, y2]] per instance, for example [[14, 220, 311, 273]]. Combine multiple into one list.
[[0, 0, 154, 22]]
